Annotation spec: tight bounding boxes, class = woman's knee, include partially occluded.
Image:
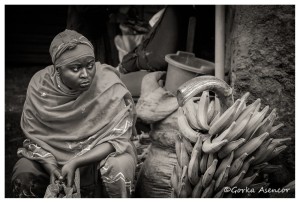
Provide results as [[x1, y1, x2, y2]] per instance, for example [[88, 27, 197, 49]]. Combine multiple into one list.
[[11, 158, 49, 198], [105, 153, 136, 175], [12, 158, 48, 181], [99, 154, 136, 198]]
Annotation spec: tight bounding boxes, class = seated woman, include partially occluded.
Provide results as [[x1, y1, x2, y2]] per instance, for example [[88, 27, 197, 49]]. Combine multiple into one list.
[[11, 29, 137, 198]]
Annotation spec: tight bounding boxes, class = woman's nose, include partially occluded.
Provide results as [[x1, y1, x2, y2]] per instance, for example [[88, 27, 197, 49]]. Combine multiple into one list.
[[80, 68, 88, 78]]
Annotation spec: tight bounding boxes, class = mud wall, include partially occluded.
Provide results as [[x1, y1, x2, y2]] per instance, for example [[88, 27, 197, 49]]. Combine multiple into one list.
[[225, 5, 295, 191]]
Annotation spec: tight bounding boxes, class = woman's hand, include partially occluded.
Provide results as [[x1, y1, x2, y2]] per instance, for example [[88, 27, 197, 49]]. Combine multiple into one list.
[[61, 160, 78, 187], [60, 143, 114, 187], [42, 163, 62, 184], [50, 168, 63, 184]]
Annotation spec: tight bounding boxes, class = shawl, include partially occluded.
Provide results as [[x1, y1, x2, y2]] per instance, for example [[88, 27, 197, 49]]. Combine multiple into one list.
[[18, 62, 136, 166]]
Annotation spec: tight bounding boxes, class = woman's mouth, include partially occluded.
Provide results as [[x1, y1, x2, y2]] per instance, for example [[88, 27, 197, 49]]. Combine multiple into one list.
[[80, 81, 90, 88]]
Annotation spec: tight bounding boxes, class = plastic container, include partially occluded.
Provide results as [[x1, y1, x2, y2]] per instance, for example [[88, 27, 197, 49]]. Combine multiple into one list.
[[165, 51, 215, 95], [164, 51, 215, 94]]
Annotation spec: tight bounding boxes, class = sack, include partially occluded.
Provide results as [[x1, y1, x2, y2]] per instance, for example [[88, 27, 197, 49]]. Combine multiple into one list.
[[135, 73, 180, 197], [150, 110, 180, 149], [135, 145, 177, 197], [136, 72, 178, 124]]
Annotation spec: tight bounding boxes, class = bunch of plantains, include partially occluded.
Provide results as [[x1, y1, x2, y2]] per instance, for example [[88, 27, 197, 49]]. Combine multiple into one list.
[[171, 76, 290, 198]]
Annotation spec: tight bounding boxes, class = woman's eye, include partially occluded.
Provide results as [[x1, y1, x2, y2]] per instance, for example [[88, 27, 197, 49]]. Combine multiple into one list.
[[87, 63, 94, 69], [72, 67, 79, 72]]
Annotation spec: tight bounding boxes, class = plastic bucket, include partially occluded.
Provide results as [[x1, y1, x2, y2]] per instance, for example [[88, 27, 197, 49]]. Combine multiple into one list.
[[165, 51, 215, 94]]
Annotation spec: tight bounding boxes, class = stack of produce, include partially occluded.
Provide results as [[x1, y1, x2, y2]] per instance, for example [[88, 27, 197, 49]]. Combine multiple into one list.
[[171, 76, 290, 198]]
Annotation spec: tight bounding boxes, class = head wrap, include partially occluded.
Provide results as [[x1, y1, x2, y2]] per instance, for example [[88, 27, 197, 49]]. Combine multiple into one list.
[[49, 29, 95, 66]]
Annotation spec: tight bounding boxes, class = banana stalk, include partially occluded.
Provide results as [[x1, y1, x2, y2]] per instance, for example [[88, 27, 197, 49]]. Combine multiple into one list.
[[177, 75, 233, 108]]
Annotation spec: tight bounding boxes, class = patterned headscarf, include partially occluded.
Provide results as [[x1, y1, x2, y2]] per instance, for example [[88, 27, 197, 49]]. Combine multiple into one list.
[[49, 29, 95, 67]]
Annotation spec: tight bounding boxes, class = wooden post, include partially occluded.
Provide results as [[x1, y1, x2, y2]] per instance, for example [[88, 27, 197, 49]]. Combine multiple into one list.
[[186, 16, 197, 53], [215, 5, 225, 80]]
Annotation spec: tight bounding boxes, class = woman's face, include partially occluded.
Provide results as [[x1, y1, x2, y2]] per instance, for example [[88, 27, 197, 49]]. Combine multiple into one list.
[[58, 56, 96, 91]]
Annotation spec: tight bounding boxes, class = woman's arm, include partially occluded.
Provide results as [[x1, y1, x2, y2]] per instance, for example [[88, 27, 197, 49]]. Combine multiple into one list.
[[17, 139, 62, 184], [74, 142, 115, 168], [61, 142, 115, 186]]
